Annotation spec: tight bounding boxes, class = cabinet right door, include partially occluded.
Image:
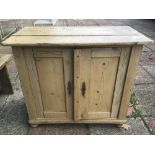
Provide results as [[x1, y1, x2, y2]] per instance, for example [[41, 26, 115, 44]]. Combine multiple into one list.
[[74, 47, 130, 120]]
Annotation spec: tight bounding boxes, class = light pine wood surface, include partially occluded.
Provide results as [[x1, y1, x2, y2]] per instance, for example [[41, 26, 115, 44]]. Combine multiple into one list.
[[111, 47, 130, 118], [12, 26, 143, 36], [119, 45, 143, 119], [74, 47, 131, 121], [28, 48, 73, 120], [2, 26, 153, 46]]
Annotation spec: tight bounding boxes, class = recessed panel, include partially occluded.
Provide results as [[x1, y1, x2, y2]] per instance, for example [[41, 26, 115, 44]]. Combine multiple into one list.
[[35, 57, 66, 113]]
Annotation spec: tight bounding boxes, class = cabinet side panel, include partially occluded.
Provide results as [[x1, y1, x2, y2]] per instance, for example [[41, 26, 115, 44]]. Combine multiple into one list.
[[119, 45, 143, 119], [12, 47, 36, 120], [24, 49, 44, 118], [111, 47, 130, 118]]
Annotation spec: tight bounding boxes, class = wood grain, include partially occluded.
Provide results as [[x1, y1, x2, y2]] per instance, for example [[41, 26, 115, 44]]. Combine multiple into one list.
[[24, 48, 44, 118], [74, 48, 121, 120], [111, 47, 130, 118], [118, 45, 143, 119], [74, 49, 81, 121], [2, 35, 153, 46], [29, 118, 127, 125], [12, 26, 142, 36], [12, 47, 37, 120], [33, 48, 73, 120], [2, 26, 153, 46]]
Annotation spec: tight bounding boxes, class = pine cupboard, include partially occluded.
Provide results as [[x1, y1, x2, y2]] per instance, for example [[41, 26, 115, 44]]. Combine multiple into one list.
[[2, 26, 153, 127]]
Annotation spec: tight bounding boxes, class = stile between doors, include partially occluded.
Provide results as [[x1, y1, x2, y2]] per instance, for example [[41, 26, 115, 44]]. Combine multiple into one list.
[[74, 47, 130, 120]]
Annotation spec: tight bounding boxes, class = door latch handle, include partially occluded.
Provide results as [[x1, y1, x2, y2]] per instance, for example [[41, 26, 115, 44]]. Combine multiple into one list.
[[81, 82, 86, 97], [67, 81, 72, 95]]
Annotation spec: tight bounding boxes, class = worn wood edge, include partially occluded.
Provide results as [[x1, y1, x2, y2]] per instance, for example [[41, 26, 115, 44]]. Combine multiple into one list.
[[2, 42, 152, 47], [29, 119, 127, 125], [118, 45, 143, 119], [2, 35, 153, 46]]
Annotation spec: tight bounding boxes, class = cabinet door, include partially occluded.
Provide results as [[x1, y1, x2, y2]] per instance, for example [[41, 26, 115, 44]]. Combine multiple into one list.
[[25, 48, 73, 120], [74, 47, 130, 120]]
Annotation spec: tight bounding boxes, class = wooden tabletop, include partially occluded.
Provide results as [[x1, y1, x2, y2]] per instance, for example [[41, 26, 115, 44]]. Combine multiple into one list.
[[2, 26, 153, 46]]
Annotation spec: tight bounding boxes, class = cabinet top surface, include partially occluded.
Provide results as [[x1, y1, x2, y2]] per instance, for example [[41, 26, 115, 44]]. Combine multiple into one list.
[[2, 26, 153, 46]]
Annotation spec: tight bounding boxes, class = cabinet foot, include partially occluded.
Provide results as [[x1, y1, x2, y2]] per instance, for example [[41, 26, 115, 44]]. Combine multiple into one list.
[[31, 124, 39, 128], [117, 123, 131, 130]]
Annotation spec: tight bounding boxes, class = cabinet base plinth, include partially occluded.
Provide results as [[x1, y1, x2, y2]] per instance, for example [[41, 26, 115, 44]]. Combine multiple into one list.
[[29, 119, 127, 125]]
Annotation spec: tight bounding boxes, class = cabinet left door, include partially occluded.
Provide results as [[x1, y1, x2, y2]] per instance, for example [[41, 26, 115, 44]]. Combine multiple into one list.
[[24, 48, 73, 121]]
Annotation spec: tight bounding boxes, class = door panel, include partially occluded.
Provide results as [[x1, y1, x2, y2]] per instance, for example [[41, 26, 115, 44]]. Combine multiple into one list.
[[35, 58, 66, 113], [89, 57, 119, 113], [27, 48, 73, 120], [74, 47, 130, 120]]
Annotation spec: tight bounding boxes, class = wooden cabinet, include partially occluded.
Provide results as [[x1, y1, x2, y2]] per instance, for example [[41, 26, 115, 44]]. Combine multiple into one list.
[[2, 27, 153, 126]]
